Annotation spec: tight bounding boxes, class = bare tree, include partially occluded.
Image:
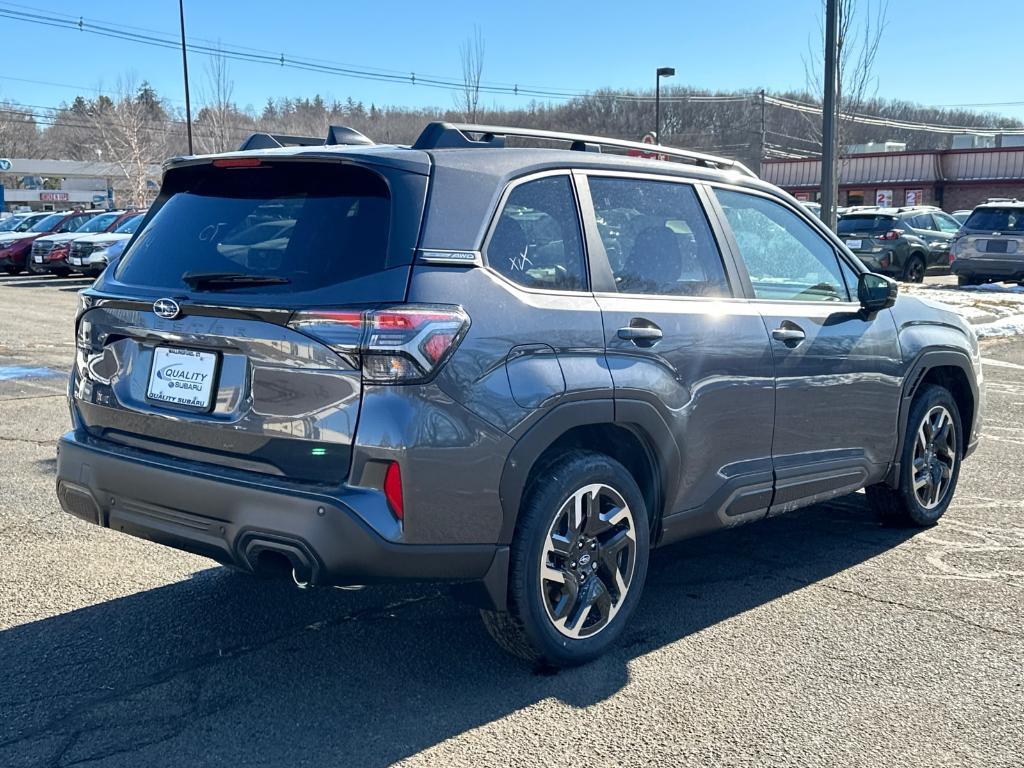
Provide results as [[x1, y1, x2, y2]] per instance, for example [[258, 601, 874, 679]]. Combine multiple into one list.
[[0, 100, 40, 157], [456, 27, 485, 122], [803, 0, 890, 147], [92, 77, 170, 206], [195, 47, 252, 153]]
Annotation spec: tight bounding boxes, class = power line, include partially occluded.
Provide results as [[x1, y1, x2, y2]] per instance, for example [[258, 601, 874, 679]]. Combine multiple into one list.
[[764, 94, 1024, 135], [0, 4, 588, 102]]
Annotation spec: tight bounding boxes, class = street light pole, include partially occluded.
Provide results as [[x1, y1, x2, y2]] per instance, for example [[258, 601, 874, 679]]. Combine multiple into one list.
[[178, 0, 194, 155], [655, 67, 675, 143], [821, 0, 840, 230]]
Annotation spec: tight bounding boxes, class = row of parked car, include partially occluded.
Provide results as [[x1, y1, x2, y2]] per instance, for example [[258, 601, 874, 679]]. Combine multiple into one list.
[[0, 208, 144, 278], [799, 199, 1024, 287]]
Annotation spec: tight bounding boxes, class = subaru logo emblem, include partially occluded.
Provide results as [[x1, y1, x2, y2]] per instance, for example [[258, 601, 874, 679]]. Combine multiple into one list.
[[153, 298, 180, 320], [578, 553, 592, 567]]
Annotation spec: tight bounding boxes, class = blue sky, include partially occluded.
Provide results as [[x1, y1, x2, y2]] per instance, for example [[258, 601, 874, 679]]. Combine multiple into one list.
[[0, 0, 1021, 120]]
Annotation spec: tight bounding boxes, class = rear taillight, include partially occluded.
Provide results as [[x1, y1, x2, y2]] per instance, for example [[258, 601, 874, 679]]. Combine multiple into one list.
[[879, 229, 903, 241], [288, 304, 470, 384], [383, 461, 404, 521]]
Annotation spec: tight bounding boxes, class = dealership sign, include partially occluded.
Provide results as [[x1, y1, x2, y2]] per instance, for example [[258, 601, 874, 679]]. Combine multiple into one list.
[[39, 191, 69, 202]]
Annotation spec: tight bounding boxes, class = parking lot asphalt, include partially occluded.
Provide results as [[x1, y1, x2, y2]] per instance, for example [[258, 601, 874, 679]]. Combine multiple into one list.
[[0, 273, 1022, 768]]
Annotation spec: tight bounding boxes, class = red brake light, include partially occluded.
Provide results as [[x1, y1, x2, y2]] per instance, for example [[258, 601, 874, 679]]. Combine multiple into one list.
[[212, 158, 263, 168], [383, 461, 404, 521], [879, 229, 903, 241]]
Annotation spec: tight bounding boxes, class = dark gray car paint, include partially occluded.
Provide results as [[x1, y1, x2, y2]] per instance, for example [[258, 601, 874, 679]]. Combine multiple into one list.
[[55, 141, 985, 603]]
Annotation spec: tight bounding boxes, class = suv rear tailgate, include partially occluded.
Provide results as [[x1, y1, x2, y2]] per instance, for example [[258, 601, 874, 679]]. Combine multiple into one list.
[[73, 156, 429, 485]]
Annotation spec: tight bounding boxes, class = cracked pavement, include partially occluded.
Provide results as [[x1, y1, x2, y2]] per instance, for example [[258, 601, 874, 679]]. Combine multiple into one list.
[[0, 273, 1022, 767]]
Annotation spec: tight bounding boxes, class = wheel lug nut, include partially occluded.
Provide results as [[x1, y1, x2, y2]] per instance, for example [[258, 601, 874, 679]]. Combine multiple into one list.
[[589, 542, 597, 550], [579, 573, 586, 582], [570, 561, 577, 569], [591, 562, 598, 570]]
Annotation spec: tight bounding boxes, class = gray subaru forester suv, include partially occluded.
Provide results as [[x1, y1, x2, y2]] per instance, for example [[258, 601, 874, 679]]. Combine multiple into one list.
[[56, 123, 984, 666]]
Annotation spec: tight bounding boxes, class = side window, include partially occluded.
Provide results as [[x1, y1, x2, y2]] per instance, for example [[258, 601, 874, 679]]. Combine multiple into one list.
[[933, 213, 962, 234], [588, 177, 730, 297], [715, 188, 850, 302], [485, 175, 586, 291], [910, 213, 936, 231]]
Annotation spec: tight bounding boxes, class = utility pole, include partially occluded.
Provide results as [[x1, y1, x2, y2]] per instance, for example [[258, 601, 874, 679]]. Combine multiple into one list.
[[178, 0, 194, 155], [821, 0, 840, 230], [758, 88, 766, 177], [655, 67, 675, 143]]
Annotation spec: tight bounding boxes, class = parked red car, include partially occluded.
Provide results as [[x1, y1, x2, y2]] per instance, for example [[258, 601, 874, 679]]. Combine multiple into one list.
[[0, 210, 99, 275]]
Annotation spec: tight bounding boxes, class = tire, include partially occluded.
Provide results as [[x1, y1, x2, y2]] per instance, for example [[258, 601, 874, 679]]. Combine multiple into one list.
[[481, 450, 650, 667], [52, 269, 71, 278], [2, 266, 21, 276], [866, 384, 963, 527], [957, 275, 981, 287], [902, 254, 926, 283]]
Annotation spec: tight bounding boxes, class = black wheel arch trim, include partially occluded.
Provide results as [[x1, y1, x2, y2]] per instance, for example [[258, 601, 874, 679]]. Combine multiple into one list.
[[886, 348, 978, 487], [496, 398, 680, 546]]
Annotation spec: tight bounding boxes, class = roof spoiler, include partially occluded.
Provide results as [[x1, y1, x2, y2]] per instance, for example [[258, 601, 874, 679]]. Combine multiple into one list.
[[237, 125, 374, 151], [411, 122, 756, 177]]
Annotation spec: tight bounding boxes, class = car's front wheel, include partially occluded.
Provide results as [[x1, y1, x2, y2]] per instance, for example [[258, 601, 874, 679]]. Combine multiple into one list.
[[481, 450, 650, 667], [867, 384, 963, 526]]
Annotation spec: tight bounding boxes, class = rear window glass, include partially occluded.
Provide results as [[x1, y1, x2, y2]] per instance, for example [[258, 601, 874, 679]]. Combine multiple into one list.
[[837, 215, 897, 234], [115, 163, 390, 297], [963, 207, 1024, 232]]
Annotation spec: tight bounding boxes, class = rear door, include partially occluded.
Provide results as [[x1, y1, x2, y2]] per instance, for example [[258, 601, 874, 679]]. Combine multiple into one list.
[[581, 172, 776, 535], [710, 187, 902, 514], [74, 158, 427, 485]]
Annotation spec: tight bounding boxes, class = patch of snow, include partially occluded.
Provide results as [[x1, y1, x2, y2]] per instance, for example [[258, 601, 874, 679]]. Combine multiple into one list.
[[973, 315, 1024, 339]]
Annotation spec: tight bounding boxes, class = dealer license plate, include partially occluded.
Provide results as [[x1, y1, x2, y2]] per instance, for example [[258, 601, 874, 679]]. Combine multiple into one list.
[[146, 347, 218, 411]]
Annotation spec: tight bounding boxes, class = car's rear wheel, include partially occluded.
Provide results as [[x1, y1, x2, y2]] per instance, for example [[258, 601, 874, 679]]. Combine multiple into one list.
[[2, 266, 21, 276], [957, 275, 982, 287], [903, 254, 926, 283], [481, 450, 650, 667], [866, 384, 963, 527]]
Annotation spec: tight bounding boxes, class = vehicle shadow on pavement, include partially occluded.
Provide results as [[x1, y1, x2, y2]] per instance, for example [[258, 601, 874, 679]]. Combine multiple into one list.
[[0, 492, 916, 767]]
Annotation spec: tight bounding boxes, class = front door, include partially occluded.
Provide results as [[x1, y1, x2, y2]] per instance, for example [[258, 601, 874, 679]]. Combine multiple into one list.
[[580, 173, 777, 539], [711, 187, 903, 514]]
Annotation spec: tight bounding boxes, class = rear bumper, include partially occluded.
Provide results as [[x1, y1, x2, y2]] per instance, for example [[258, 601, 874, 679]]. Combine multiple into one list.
[[853, 252, 898, 275], [56, 431, 504, 594], [952, 257, 1024, 281]]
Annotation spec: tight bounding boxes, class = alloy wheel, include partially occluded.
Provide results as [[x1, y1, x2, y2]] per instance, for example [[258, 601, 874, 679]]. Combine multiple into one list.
[[912, 405, 957, 509], [539, 483, 637, 639]]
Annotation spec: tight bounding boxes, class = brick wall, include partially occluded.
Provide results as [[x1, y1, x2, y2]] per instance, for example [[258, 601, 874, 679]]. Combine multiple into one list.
[[942, 183, 1024, 212]]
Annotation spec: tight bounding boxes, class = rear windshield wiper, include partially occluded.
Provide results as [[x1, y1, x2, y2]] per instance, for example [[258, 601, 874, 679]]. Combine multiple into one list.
[[182, 271, 291, 290]]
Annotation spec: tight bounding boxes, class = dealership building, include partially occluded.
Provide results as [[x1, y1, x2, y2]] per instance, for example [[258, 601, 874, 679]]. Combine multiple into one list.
[[762, 146, 1024, 212], [0, 158, 160, 214]]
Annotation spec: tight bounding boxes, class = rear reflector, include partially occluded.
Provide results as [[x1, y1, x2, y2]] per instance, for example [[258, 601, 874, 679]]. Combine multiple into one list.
[[384, 461, 404, 521]]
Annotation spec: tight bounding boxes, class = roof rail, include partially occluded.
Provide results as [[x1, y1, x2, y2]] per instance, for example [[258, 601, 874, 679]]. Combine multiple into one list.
[[237, 125, 373, 151], [411, 122, 756, 177]]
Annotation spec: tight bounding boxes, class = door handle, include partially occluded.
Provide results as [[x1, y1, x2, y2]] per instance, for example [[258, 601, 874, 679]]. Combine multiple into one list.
[[771, 326, 806, 344], [618, 323, 663, 347]]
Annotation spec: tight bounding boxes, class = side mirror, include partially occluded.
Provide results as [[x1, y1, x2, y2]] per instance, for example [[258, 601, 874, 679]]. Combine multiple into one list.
[[858, 272, 898, 313]]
